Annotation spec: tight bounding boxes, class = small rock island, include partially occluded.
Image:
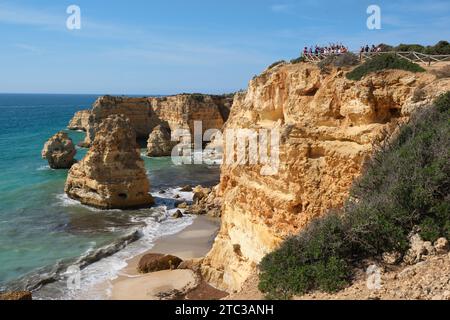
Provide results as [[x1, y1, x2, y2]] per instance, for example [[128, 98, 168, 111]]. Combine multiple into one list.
[[41, 131, 77, 169]]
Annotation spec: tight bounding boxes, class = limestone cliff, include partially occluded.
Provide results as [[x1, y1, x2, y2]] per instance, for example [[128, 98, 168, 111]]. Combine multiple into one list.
[[149, 94, 232, 136], [65, 115, 154, 209], [84, 96, 157, 146], [202, 62, 450, 291], [67, 110, 91, 131], [81, 94, 233, 148]]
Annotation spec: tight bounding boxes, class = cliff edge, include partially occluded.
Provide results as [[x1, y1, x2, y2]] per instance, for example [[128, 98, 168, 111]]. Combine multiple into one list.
[[201, 62, 450, 292]]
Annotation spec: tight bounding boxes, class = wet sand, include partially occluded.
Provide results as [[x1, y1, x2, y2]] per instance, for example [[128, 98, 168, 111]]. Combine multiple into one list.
[[110, 215, 221, 300]]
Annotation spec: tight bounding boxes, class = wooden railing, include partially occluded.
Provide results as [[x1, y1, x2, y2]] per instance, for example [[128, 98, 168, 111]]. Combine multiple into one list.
[[303, 51, 450, 66]]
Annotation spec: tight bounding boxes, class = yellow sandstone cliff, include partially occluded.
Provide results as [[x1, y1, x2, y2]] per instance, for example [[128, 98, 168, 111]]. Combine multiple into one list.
[[201, 62, 450, 292], [80, 94, 232, 147], [67, 110, 91, 131]]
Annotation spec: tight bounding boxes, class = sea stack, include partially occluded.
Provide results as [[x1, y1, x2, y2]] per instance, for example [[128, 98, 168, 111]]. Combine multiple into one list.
[[65, 114, 154, 209], [146, 124, 176, 157], [41, 131, 77, 169]]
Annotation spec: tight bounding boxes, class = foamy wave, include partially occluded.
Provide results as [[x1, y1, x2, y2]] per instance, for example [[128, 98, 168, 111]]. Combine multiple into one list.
[[33, 191, 195, 300], [37, 165, 51, 171], [7, 231, 141, 296], [58, 213, 194, 300], [55, 194, 122, 213], [152, 187, 194, 203]]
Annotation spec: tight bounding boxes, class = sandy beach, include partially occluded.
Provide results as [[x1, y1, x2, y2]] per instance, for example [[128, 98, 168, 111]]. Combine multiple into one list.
[[110, 215, 222, 300]]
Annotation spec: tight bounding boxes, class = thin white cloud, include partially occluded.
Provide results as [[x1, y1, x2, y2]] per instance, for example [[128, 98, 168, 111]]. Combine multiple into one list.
[[387, 0, 450, 13], [0, 2, 274, 68], [14, 43, 43, 54], [0, 3, 63, 28], [0, 2, 137, 37], [270, 4, 291, 13]]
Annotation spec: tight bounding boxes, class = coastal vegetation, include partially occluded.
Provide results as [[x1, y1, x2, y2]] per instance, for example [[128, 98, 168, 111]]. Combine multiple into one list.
[[290, 56, 306, 64], [259, 92, 450, 299], [268, 60, 286, 70], [346, 53, 425, 80], [381, 40, 450, 55], [318, 52, 359, 71]]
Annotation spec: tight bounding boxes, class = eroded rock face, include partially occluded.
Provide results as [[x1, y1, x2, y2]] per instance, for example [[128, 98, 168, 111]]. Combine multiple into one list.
[[68, 110, 91, 131], [149, 94, 231, 137], [147, 125, 176, 157], [82, 94, 233, 147], [65, 115, 154, 209], [41, 131, 77, 169], [138, 253, 183, 273], [201, 63, 450, 291], [84, 96, 157, 146]]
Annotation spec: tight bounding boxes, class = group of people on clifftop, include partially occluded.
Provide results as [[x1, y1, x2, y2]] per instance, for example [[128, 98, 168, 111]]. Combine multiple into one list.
[[302, 43, 385, 58], [302, 43, 349, 57], [360, 44, 382, 53]]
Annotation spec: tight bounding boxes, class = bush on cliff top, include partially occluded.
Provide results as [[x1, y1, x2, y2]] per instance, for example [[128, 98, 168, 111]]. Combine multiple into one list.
[[318, 52, 359, 71], [267, 60, 286, 70], [346, 53, 425, 81], [259, 92, 450, 299], [394, 41, 450, 55], [290, 56, 306, 64], [376, 41, 450, 55]]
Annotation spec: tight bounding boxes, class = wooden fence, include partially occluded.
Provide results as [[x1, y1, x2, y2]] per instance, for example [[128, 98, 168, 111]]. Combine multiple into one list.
[[303, 51, 450, 66]]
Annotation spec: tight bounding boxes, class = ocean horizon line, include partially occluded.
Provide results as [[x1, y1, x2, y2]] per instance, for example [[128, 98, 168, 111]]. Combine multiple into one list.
[[0, 91, 236, 97]]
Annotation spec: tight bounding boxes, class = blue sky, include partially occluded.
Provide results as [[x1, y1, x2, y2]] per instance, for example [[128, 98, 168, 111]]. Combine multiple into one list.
[[0, 0, 449, 95]]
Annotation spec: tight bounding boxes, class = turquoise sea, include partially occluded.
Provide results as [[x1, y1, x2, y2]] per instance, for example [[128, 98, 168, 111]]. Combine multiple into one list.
[[0, 94, 220, 299]]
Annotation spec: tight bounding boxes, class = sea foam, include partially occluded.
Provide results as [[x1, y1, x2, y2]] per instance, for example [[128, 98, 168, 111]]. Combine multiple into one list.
[[33, 188, 195, 300]]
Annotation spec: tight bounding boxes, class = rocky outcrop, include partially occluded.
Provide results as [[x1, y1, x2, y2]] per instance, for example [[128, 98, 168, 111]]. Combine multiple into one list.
[[41, 131, 77, 169], [65, 115, 154, 209], [185, 185, 222, 217], [0, 291, 32, 300], [138, 253, 183, 273], [147, 124, 176, 157], [201, 63, 450, 292], [68, 110, 91, 131], [403, 234, 449, 264], [178, 258, 204, 274], [84, 96, 157, 146], [82, 94, 233, 148]]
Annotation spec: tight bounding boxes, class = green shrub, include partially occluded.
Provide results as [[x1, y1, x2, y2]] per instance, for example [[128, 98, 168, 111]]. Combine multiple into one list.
[[395, 43, 426, 53], [424, 41, 450, 55], [259, 212, 351, 299], [267, 60, 286, 70], [190, 93, 205, 102], [318, 53, 359, 72], [290, 56, 306, 64], [259, 92, 450, 299], [378, 41, 450, 55], [434, 91, 450, 112], [377, 43, 394, 52], [346, 53, 425, 81]]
